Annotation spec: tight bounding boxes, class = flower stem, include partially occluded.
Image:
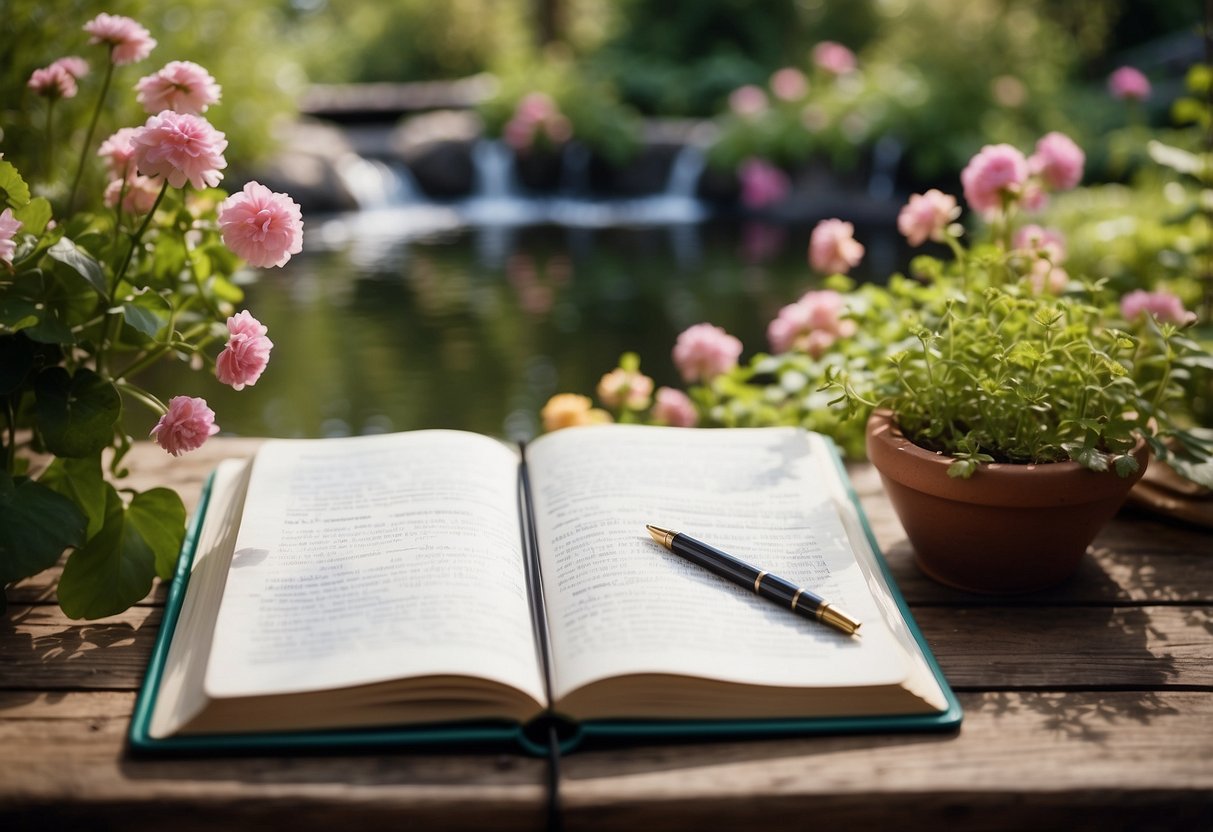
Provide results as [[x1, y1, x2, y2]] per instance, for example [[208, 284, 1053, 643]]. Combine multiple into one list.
[[44, 99, 56, 183], [67, 51, 116, 213], [113, 180, 171, 289], [115, 381, 168, 416]]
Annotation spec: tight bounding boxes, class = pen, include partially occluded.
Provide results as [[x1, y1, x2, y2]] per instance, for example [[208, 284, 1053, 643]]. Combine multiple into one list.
[[645, 524, 862, 636]]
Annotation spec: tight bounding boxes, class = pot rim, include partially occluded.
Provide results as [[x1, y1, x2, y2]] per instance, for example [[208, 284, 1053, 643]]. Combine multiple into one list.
[[865, 408, 1149, 507]]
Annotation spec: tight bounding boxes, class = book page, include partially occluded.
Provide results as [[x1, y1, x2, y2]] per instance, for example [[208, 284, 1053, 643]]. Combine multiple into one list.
[[203, 431, 546, 708], [525, 425, 910, 704]]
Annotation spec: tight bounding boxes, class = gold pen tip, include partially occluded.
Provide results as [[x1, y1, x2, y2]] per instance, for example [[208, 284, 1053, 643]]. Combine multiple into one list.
[[646, 525, 676, 549], [819, 604, 862, 636]]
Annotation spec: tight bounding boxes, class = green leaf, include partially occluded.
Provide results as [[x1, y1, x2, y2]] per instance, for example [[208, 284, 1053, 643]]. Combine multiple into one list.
[[127, 488, 186, 580], [1113, 454, 1141, 478], [0, 472, 87, 585], [13, 197, 52, 236], [0, 298, 39, 335], [0, 334, 36, 393], [58, 485, 186, 618], [34, 367, 122, 458], [40, 456, 108, 540], [48, 237, 109, 299], [0, 160, 31, 208], [121, 291, 172, 339]]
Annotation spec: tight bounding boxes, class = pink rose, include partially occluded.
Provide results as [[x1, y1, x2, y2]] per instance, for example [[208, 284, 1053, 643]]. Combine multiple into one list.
[[215, 310, 273, 390], [738, 158, 790, 209], [1120, 290, 1197, 326], [767, 290, 856, 357], [50, 56, 90, 79], [728, 85, 768, 118], [217, 181, 304, 268], [1027, 260, 1068, 296], [770, 67, 808, 101], [1029, 132, 1084, 192], [672, 323, 743, 383], [84, 13, 157, 66], [150, 396, 219, 456], [132, 110, 228, 190], [0, 208, 23, 266], [808, 219, 864, 275], [104, 174, 161, 214], [960, 143, 1029, 216], [1013, 224, 1066, 262], [28, 64, 78, 99], [1108, 66, 1150, 102], [97, 127, 141, 179], [652, 388, 698, 428], [597, 368, 654, 410], [897, 189, 959, 246], [135, 61, 222, 115], [812, 42, 856, 75], [517, 92, 558, 122]]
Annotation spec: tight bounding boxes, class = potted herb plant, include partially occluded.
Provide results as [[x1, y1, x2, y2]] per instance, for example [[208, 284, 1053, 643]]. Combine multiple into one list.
[[821, 141, 1210, 592], [549, 133, 1211, 594]]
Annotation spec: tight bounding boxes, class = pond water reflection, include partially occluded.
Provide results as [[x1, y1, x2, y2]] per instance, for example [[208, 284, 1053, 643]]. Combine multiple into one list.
[[135, 217, 905, 441]]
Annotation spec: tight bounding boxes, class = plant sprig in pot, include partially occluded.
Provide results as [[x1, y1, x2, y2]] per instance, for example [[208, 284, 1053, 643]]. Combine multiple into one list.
[[826, 145, 1211, 593]]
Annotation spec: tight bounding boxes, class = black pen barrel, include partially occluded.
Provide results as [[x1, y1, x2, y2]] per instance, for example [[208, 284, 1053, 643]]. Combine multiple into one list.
[[671, 533, 825, 617]]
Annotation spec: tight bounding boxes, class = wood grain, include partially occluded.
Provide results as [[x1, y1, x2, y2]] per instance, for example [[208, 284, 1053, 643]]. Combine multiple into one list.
[[0, 691, 1208, 832], [4, 603, 1210, 692]]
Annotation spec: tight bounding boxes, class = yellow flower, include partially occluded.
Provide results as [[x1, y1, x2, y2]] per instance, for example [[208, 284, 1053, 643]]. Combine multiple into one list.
[[541, 394, 612, 432]]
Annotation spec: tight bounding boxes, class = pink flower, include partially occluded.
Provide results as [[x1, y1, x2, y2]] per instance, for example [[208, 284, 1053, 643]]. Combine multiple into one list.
[[728, 85, 768, 118], [738, 158, 790, 209], [216, 310, 273, 390], [131, 110, 228, 190], [1029, 132, 1084, 191], [812, 42, 856, 75], [960, 143, 1029, 216], [597, 368, 654, 410], [50, 56, 90, 79], [652, 387, 698, 428], [767, 290, 856, 357], [672, 323, 743, 383], [0, 208, 23, 266], [84, 13, 157, 66], [217, 181, 304, 268], [1027, 260, 1068, 296], [1020, 180, 1048, 213], [28, 64, 78, 99], [897, 189, 959, 246], [503, 93, 571, 151], [808, 219, 864, 275], [150, 396, 218, 456], [97, 127, 141, 178], [104, 174, 161, 214], [770, 67, 808, 101], [135, 61, 221, 115], [1120, 290, 1197, 326], [1013, 224, 1066, 262], [1108, 66, 1151, 102]]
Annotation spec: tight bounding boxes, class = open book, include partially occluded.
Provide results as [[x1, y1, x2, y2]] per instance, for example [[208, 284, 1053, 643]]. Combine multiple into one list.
[[132, 425, 960, 754]]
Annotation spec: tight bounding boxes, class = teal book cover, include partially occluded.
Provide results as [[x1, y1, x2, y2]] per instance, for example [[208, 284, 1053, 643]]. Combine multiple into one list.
[[128, 428, 963, 757]]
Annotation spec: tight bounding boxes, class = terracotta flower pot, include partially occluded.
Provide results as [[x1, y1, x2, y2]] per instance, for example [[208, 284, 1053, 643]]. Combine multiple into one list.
[[866, 409, 1149, 594]]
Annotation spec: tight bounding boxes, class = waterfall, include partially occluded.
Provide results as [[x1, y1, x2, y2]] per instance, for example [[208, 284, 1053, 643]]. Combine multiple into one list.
[[463, 139, 541, 225], [663, 144, 706, 199], [334, 154, 423, 210]]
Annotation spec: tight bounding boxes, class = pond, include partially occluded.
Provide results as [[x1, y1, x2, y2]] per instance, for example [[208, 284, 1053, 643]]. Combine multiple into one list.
[[135, 212, 908, 442]]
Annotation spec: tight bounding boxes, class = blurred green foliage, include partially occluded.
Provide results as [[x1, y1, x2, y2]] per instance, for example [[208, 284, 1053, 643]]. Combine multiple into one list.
[[2, 0, 302, 208]]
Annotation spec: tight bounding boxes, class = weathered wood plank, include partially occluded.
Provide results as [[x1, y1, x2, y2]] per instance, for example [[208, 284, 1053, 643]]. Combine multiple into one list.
[[4, 603, 1211, 692], [914, 605, 1213, 689], [558, 691, 1213, 832], [0, 606, 160, 691], [1, 691, 1207, 832], [0, 691, 547, 831]]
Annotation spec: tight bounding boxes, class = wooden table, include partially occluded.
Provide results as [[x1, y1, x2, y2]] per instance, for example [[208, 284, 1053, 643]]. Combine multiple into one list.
[[3, 438, 1211, 830]]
